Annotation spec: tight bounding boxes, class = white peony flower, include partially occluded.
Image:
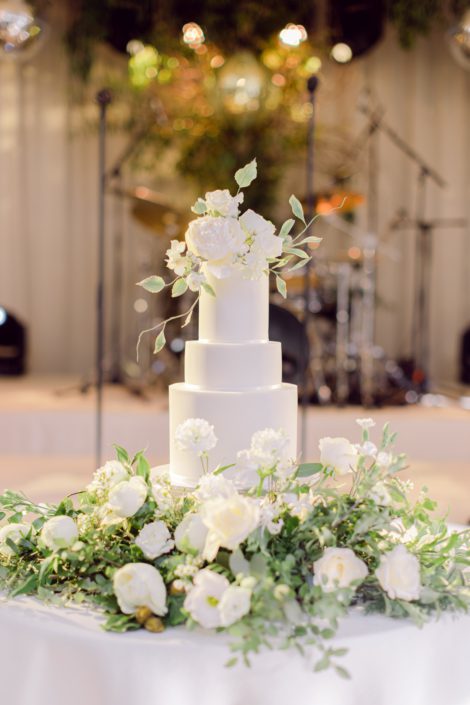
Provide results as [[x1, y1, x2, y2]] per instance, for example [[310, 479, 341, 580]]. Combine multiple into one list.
[[313, 547, 368, 592], [184, 569, 229, 628], [86, 460, 129, 501], [186, 270, 206, 292], [175, 513, 209, 554], [240, 209, 282, 259], [194, 473, 237, 501], [135, 521, 174, 560], [205, 189, 244, 218], [41, 516, 79, 551], [108, 476, 148, 518], [218, 585, 251, 627], [0, 523, 30, 557], [201, 493, 260, 561], [356, 418, 376, 430], [319, 437, 359, 475], [375, 544, 421, 601], [185, 216, 247, 269], [166, 239, 189, 276], [175, 418, 218, 456], [113, 562, 167, 616]]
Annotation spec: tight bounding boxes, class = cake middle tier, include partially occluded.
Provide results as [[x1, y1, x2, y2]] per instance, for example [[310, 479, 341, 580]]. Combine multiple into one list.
[[169, 382, 298, 486], [184, 341, 282, 389]]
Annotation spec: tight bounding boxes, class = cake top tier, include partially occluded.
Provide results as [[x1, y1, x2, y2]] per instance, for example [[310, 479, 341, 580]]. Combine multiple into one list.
[[198, 269, 269, 343]]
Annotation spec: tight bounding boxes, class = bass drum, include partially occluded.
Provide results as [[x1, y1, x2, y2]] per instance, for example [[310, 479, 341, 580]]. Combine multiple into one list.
[[268, 303, 309, 387]]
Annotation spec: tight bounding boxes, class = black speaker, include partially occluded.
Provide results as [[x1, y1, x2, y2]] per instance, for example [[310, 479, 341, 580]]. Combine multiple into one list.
[[0, 307, 26, 375], [460, 326, 470, 384]]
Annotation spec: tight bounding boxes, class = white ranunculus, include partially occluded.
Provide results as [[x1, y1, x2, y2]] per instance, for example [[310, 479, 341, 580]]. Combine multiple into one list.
[[240, 209, 282, 259], [113, 562, 167, 616], [356, 417, 376, 431], [319, 437, 359, 475], [201, 493, 260, 561], [0, 523, 30, 557], [174, 513, 209, 554], [186, 270, 206, 292], [108, 476, 148, 518], [205, 189, 244, 218], [375, 544, 421, 601], [135, 521, 174, 560], [184, 568, 229, 628], [41, 516, 79, 551], [313, 547, 368, 592], [86, 460, 129, 500], [185, 216, 247, 265], [166, 239, 188, 276], [194, 473, 237, 501], [218, 585, 251, 627], [175, 418, 218, 456]]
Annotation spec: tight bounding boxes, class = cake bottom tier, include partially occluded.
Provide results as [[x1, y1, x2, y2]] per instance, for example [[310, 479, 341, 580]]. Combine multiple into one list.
[[169, 383, 298, 486]]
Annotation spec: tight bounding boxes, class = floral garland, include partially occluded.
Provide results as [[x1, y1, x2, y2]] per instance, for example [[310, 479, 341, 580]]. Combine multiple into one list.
[[0, 420, 469, 676], [136, 158, 322, 354]]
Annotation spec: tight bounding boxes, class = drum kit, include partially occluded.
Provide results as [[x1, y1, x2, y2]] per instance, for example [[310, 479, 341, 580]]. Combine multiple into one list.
[[111, 182, 412, 407]]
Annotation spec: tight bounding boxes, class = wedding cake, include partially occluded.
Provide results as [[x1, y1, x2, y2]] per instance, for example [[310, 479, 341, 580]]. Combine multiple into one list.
[[138, 159, 318, 487], [169, 268, 298, 486]]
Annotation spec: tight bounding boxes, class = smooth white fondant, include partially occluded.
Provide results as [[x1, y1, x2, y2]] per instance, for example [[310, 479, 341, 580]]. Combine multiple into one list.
[[184, 341, 281, 389], [198, 269, 269, 342], [169, 382, 298, 486]]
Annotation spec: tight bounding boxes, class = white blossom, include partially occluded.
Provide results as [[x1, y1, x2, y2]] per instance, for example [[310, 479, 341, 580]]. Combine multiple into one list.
[[135, 521, 174, 560], [41, 516, 79, 551], [166, 239, 189, 276], [319, 437, 359, 475], [240, 209, 282, 259], [0, 523, 30, 558], [113, 563, 167, 616], [201, 493, 260, 561], [376, 544, 421, 601], [175, 418, 218, 456], [108, 476, 148, 518], [184, 569, 251, 629], [186, 270, 206, 292], [313, 547, 368, 592], [185, 216, 247, 268], [194, 473, 237, 501], [205, 189, 244, 218], [175, 513, 209, 554], [356, 418, 376, 430], [86, 460, 129, 501], [218, 585, 251, 627]]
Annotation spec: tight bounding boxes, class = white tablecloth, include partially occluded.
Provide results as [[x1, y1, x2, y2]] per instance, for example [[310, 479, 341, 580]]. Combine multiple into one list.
[[1, 597, 469, 705]]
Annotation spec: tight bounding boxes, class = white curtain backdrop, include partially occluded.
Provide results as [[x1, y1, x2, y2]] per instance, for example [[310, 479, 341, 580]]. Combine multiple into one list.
[[0, 8, 469, 383]]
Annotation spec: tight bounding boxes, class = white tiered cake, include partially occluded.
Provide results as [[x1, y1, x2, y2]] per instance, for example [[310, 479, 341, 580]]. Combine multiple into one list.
[[169, 269, 298, 486]]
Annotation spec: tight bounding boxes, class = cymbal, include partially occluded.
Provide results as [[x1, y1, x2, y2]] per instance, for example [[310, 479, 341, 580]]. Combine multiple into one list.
[[111, 186, 187, 236]]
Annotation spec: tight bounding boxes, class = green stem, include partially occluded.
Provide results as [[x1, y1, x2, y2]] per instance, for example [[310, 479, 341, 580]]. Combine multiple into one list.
[[136, 295, 199, 361]]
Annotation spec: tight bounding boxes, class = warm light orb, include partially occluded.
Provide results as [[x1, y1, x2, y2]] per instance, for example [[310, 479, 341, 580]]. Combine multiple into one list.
[[279, 23, 307, 48], [305, 56, 322, 74], [182, 22, 205, 48], [331, 42, 353, 63]]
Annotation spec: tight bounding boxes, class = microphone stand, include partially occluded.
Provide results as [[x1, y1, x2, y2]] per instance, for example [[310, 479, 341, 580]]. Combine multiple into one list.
[[301, 76, 319, 457], [95, 88, 112, 468]]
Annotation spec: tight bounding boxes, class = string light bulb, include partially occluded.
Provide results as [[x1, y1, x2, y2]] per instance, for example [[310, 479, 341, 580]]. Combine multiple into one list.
[[330, 42, 353, 63], [279, 24, 307, 48], [182, 22, 205, 49]]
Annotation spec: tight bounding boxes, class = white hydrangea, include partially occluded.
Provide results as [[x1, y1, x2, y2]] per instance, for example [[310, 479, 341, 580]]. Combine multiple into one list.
[[175, 418, 218, 456], [204, 189, 244, 218]]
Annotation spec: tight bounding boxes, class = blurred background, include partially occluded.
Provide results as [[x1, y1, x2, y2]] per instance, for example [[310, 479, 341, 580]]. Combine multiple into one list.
[[0, 0, 469, 520]]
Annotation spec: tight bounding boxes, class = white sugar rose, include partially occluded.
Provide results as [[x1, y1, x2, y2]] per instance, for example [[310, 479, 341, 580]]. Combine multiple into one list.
[[175, 513, 209, 554], [201, 493, 260, 561], [184, 569, 228, 628], [113, 562, 167, 616], [0, 523, 30, 557], [41, 516, 79, 551], [319, 437, 359, 475], [240, 209, 282, 259], [313, 547, 368, 592], [175, 418, 217, 456], [376, 544, 421, 601], [219, 585, 251, 627], [135, 521, 174, 560], [185, 216, 247, 265], [108, 476, 148, 518], [205, 189, 244, 217]]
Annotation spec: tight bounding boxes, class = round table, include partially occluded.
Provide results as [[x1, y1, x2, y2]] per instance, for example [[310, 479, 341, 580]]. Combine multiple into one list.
[[0, 597, 469, 705]]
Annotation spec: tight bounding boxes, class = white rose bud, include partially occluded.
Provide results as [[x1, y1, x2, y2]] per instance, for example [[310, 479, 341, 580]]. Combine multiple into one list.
[[113, 563, 167, 616], [135, 521, 174, 560], [0, 523, 30, 557], [218, 585, 251, 627], [108, 476, 148, 518], [174, 513, 209, 554], [319, 437, 359, 475], [41, 516, 79, 551], [375, 544, 421, 601], [313, 547, 368, 592]]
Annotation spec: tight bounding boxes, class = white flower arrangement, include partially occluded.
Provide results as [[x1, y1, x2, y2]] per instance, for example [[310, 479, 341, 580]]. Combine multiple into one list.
[[0, 422, 469, 677], [136, 159, 323, 355]]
